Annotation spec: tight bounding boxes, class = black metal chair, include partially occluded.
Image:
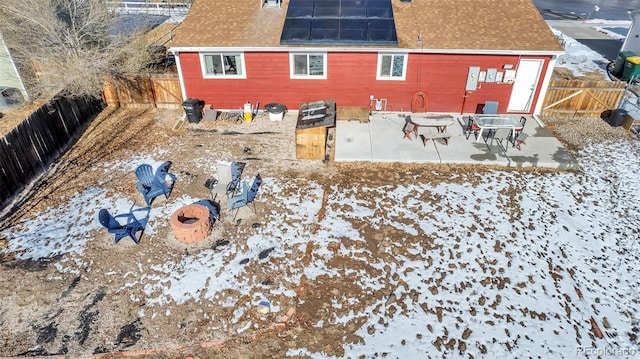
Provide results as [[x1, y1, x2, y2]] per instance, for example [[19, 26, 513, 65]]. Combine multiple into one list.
[[510, 116, 527, 146], [464, 116, 481, 140]]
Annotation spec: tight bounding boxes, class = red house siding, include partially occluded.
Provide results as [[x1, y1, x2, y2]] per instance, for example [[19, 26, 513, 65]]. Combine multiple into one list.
[[178, 51, 552, 114]]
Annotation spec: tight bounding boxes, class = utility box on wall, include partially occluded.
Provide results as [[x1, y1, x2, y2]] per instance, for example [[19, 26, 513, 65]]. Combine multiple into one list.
[[466, 66, 480, 91]]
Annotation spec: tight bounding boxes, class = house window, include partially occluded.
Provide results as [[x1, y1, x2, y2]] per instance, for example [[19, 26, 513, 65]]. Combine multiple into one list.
[[201, 53, 245, 78], [290, 53, 326, 79], [377, 54, 407, 80]]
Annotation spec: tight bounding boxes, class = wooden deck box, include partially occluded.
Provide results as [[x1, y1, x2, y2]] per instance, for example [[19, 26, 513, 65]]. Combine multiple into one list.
[[295, 99, 336, 160], [622, 114, 637, 131]]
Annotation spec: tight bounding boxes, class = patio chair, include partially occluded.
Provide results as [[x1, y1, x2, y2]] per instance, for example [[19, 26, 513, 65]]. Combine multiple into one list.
[[403, 122, 416, 140], [227, 174, 262, 220], [135, 161, 177, 206], [225, 161, 246, 198], [513, 132, 530, 151], [512, 116, 527, 138], [98, 207, 150, 244], [193, 199, 221, 222], [227, 180, 250, 221], [209, 161, 232, 198], [246, 173, 263, 212], [483, 101, 499, 114], [464, 116, 481, 140], [484, 127, 512, 153], [402, 116, 417, 140]]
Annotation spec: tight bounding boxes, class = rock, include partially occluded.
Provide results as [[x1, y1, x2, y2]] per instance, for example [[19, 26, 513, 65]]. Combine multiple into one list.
[[327, 241, 340, 252], [257, 300, 271, 314], [385, 294, 396, 306]]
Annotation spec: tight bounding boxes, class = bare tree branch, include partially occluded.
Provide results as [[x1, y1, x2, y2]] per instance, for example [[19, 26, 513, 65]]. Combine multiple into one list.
[[0, 0, 157, 100]]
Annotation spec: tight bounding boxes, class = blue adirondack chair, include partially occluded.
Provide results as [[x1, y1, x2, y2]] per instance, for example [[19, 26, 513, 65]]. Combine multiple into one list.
[[98, 207, 150, 244], [135, 161, 177, 206], [193, 199, 221, 222], [227, 174, 262, 220]]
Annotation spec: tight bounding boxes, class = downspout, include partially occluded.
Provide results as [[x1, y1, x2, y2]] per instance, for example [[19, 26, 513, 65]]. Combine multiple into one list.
[[173, 51, 188, 101], [533, 56, 557, 118], [171, 50, 188, 124]]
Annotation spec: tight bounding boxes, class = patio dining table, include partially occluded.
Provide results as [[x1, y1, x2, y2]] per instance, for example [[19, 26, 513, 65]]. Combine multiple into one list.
[[409, 114, 455, 133], [472, 114, 521, 142]]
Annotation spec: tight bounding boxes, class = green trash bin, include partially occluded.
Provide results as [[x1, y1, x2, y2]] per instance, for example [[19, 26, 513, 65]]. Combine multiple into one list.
[[622, 56, 640, 81], [613, 51, 637, 78]]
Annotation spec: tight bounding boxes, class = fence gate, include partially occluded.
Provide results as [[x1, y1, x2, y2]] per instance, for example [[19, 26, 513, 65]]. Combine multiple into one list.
[[103, 76, 182, 108], [541, 79, 626, 117]]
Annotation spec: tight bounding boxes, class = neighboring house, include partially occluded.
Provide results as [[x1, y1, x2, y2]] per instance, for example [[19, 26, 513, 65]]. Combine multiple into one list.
[[0, 31, 28, 108], [169, 0, 563, 114], [620, 10, 640, 55]]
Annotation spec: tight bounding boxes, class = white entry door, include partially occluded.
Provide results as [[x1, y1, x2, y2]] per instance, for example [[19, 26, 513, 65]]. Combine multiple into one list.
[[507, 59, 543, 112]]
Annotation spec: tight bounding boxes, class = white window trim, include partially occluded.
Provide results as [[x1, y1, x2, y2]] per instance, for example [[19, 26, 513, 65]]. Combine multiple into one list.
[[376, 53, 408, 81], [289, 52, 327, 80], [200, 53, 247, 79]]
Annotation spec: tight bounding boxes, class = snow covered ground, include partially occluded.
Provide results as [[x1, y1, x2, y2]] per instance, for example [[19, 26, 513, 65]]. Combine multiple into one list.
[[553, 21, 640, 125], [554, 29, 611, 78], [2, 139, 639, 357], [1, 19, 639, 358]]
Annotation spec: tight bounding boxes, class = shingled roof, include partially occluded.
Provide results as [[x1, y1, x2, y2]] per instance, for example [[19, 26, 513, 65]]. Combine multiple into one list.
[[170, 0, 563, 53]]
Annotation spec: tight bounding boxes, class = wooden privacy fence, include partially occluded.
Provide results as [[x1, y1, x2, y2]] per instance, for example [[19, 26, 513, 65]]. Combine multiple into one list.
[[0, 96, 105, 207], [541, 79, 626, 117], [104, 75, 182, 108]]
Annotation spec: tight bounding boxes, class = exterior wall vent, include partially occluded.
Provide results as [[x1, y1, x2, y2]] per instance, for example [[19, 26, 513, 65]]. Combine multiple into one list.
[[262, 0, 282, 8]]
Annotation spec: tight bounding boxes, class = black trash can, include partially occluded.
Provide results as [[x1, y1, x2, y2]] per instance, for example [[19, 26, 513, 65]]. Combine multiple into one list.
[[182, 98, 203, 123], [264, 103, 286, 121], [611, 109, 628, 127]]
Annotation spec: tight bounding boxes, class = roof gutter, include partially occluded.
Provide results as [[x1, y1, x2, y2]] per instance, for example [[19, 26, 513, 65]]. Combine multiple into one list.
[[169, 46, 564, 57]]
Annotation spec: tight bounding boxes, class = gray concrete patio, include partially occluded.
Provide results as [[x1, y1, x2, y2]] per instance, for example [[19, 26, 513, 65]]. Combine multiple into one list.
[[334, 113, 579, 170]]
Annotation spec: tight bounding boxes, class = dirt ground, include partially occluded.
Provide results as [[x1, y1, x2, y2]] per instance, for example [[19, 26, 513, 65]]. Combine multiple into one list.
[[0, 106, 633, 358]]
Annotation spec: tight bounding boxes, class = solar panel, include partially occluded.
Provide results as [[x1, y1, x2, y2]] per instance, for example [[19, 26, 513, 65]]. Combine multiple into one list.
[[341, 7, 367, 18], [314, 6, 340, 17], [281, 19, 312, 41], [287, 6, 314, 18], [288, 0, 315, 8], [341, 18, 368, 30], [281, 0, 398, 45], [316, 0, 340, 6], [311, 28, 339, 41], [367, 6, 392, 18], [341, 0, 366, 8], [369, 20, 397, 42], [339, 29, 368, 42]]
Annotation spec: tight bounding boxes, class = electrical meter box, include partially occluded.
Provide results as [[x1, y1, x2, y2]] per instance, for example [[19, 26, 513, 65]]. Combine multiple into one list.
[[486, 68, 498, 83], [466, 66, 480, 91]]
